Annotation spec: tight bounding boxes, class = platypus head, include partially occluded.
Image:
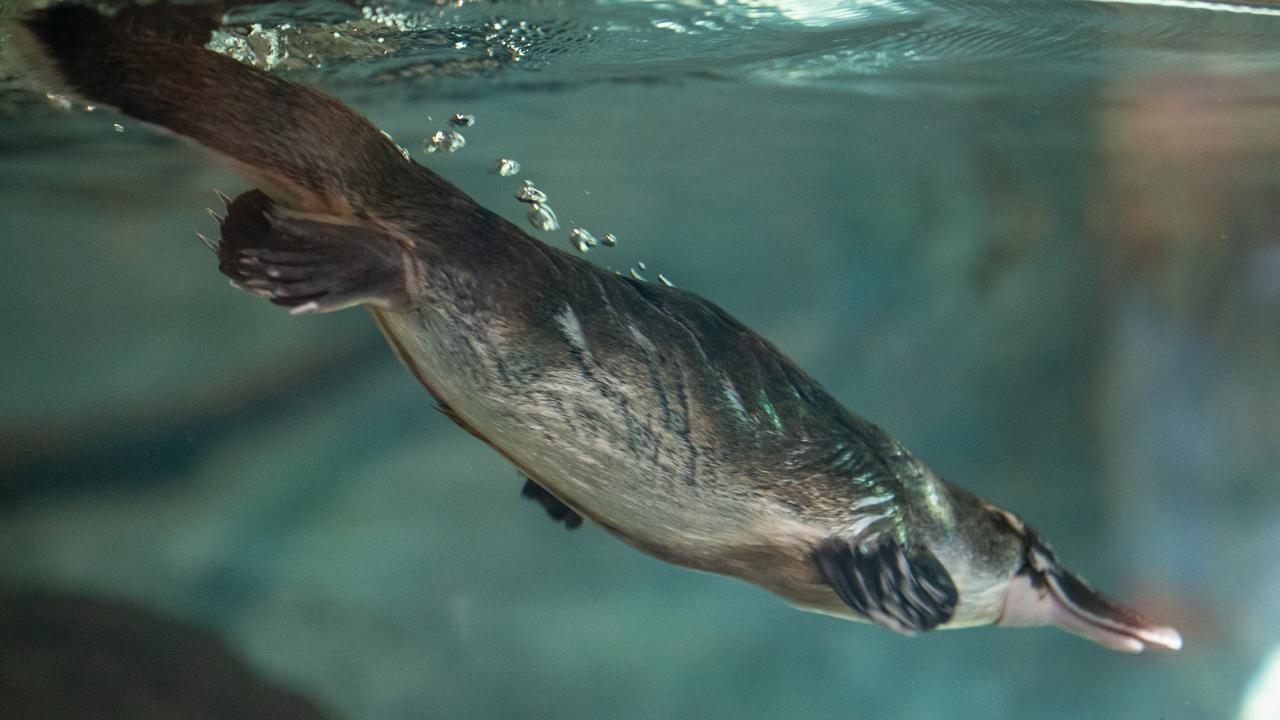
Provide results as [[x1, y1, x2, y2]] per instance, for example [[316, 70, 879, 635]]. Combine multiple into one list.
[[987, 509, 1183, 653]]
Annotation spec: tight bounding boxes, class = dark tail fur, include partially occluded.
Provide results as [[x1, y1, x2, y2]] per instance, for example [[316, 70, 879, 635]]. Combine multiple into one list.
[[15, 4, 425, 215]]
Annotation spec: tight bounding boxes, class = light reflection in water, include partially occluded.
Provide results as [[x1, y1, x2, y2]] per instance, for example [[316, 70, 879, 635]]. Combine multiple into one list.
[[1240, 646, 1280, 720]]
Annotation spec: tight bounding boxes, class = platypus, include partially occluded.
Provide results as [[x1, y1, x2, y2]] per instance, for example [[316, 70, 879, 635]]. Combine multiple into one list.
[[13, 4, 1181, 652]]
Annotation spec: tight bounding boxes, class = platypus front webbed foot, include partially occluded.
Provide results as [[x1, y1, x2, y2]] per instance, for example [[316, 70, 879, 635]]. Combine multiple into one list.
[[997, 541, 1182, 653], [815, 536, 959, 636], [216, 190, 415, 314]]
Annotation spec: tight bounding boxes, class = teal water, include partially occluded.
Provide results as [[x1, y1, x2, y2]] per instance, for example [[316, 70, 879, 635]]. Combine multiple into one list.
[[2, 0, 1280, 718]]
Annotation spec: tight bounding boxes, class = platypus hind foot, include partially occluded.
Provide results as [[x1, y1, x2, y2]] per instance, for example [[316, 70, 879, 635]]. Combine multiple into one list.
[[217, 190, 414, 314], [521, 477, 584, 530]]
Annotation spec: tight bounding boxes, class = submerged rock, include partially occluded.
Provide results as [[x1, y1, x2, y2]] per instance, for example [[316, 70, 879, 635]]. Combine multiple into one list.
[[0, 590, 331, 720]]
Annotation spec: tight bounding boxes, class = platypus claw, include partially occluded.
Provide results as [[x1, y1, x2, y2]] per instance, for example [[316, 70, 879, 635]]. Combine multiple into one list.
[[194, 230, 216, 253]]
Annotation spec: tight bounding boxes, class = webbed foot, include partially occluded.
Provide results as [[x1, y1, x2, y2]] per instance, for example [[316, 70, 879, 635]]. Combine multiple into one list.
[[815, 536, 958, 635], [216, 190, 413, 314], [521, 477, 583, 530]]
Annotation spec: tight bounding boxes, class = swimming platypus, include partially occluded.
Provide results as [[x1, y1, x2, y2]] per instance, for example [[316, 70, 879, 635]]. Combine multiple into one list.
[[14, 5, 1181, 652]]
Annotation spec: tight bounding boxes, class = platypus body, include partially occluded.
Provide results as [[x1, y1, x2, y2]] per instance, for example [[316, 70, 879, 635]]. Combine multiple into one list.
[[15, 5, 1180, 651]]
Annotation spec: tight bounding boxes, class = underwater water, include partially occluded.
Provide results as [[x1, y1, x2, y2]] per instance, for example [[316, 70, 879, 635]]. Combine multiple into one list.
[[2, 0, 1280, 717]]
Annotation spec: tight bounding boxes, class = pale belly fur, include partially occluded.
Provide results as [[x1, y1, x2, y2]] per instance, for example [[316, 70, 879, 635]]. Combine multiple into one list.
[[374, 307, 826, 571]]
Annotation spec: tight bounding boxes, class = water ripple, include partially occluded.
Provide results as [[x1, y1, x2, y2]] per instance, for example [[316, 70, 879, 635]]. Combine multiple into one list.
[[3, 0, 1280, 102]]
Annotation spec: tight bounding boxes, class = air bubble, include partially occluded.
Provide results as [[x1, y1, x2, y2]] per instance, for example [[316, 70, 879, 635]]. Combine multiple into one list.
[[381, 130, 412, 161], [601, 233, 618, 247], [493, 158, 521, 177], [45, 93, 72, 111], [569, 228, 598, 253], [423, 130, 466, 153], [527, 203, 559, 232], [515, 181, 547, 204], [209, 23, 287, 69]]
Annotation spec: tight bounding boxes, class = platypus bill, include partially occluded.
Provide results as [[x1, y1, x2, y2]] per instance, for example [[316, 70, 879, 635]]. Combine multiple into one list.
[[14, 5, 1181, 652]]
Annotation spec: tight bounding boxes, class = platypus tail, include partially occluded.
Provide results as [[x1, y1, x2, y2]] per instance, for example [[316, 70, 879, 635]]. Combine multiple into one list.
[[12, 3, 424, 215]]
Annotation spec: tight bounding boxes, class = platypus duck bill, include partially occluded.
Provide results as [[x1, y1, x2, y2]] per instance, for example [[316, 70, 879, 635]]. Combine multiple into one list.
[[997, 554, 1183, 653]]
